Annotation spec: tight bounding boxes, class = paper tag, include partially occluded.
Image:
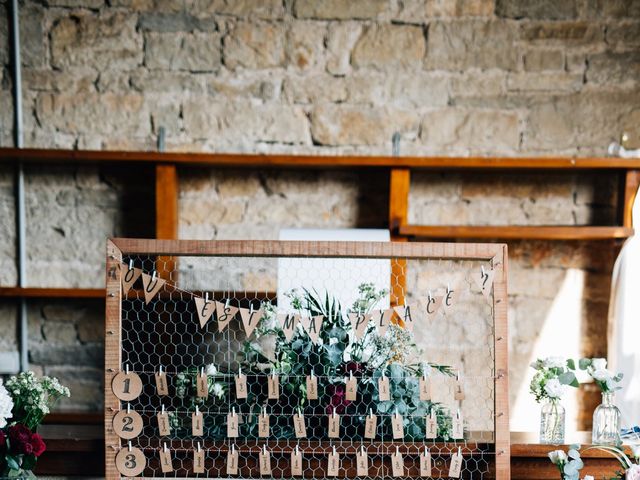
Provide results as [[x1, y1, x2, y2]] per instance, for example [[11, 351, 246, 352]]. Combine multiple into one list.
[[112, 371, 143, 401], [393, 303, 417, 331], [475, 267, 495, 297], [443, 287, 457, 310], [328, 413, 340, 438], [268, 375, 279, 399], [197, 373, 209, 398], [449, 451, 463, 478], [227, 448, 239, 475], [259, 449, 272, 475], [426, 412, 438, 439], [425, 294, 443, 319], [121, 265, 141, 295], [115, 446, 146, 477], [194, 448, 205, 474], [159, 447, 173, 473], [258, 413, 270, 438], [239, 307, 263, 338], [113, 409, 143, 439], [194, 297, 216, 329], [154, 371, 169, 396], [157, 411, 171, 436], [453, 412, 464, 439], [216, 301, 239, 332], [291, 448, 303, 476], [420, 450, 432, 477], [392, 413, 404, 440], [192, 411, 204, 436], [419, 376, 431, 401], [346, 376, 358, 401], [348, 311, 372, 339], [306, 375, 318, 400], [356, 449, 369, 476], [327, 451, 340, 477], [277, 313, 299, 341], [371, 308, 393, 336], [378, 375, 390, 401], [392, 452, 404, 477], [141, 272, 165, 304], [227, 412, 239, 437], [235, 373, 247, 399], [300, 315, 324, 344], [454, 379, 465, 401], [293, 413, 307, 438], [364, 413, 377, 439]]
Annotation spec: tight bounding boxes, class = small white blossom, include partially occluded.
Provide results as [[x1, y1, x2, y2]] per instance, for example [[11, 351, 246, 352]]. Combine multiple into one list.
[[205, 364, 218, 376], [627, 464, 640, 480], [583, 475, 594, 480], [544, 357, 566, 369], [591, 369, 612, 382], [591, 358, 607, 371], [548, 450, 568, 465], [630, 444, 640, 460], [544, 378, 567, 399], [211, 383, 224, 399], [0, 379, 14, 428]]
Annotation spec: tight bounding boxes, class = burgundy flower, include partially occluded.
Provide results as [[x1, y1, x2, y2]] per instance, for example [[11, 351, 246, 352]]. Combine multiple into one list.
[[326, 384, 351, 415], [0, 430, 6, 452], [341, 361, 365, 377], [30, 433, 46, 457], [8, 424, 35, 455]]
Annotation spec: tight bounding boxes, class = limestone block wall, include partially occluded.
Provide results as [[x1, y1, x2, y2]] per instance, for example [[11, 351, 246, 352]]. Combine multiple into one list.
[[0, 0, 637, 421]]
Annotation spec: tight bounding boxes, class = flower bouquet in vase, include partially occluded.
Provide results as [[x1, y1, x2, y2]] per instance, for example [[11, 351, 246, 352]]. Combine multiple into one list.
[[530, 357, 579, 444], [0, 372, 70, 478], [579, 358, 624, 446]]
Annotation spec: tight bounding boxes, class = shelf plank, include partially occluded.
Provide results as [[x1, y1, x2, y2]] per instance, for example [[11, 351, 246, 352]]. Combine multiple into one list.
[[398, 225, 634, 240], [1, 147, 640, 169], [0, 287, 105, 298]]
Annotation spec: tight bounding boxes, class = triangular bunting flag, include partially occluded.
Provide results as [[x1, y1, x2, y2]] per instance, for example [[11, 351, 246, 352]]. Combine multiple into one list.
[[277, 313, 299, 341], [425, 294, 443, 319], [194, 297, 215, 329], [370, 309, 393, 336], [121, 265, 142, 295], [474, 267, 495, 297], [393, 303, 417, 331], [141, 272, 165, 304], [348, 312, 372, 339], [300, 315, 324, 344], [215, 301, 239, 332], [239, 307, 263, 338]]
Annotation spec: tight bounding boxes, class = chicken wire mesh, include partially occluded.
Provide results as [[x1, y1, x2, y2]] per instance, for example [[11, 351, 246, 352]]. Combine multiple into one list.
[[105, 240, 508, 479]]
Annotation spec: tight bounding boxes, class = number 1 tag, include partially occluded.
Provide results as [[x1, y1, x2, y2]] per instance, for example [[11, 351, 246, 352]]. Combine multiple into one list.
[[268, 375, 279, 400], [328, 412, 340, 438], [235, 373, 247, 399], [391, 451, 404, 477], [157, 410, 171, 436], [259, 448, 272, 475], [258, 412, 270, 438], [227, 412, 239, 438], [291, 448, 303, 476], [194, 447, 205, 474], [420, 449, 432, 477], [449, 450, 463, 478], [345, 375, 357, 401], [378, 375, 390, 401], [391, 413, 404, 440], [112, 371, 142, 401], [426, 411, 438, 439], [197, 372, 208, 398], [192, 410, 204, 436], [293, 412, 307, 438], [356, 448, 368, 476], [327, 450, 340, 477], [364, 412, 377, 439], [155, 371, 169, 396], [227, 446, 239, 475], [419, 376, 431, 401], [306, 375, 318, 400], [159, 446, 173, 473]]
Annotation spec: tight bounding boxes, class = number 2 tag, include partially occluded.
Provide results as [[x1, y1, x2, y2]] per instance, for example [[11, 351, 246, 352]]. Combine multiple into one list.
[[115, 446, 146, 477], [113, 409, 143, 439]]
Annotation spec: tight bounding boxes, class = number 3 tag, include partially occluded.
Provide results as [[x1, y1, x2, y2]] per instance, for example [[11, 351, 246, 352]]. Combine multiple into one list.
[[112, 371, 143, 401], [113, 409, 143, 439], [115, 446, 146, 477]]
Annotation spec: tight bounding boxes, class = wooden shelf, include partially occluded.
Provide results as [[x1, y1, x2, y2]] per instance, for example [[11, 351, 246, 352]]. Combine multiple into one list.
[[2, 147, 640, 169], [0, 287, 105, 298], [398, 225, 634, 240]]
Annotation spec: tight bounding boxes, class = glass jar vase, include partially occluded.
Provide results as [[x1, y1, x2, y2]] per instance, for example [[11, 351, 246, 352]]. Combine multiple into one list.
[[592, 392, 621, 445], [539, 399, 565, 444]]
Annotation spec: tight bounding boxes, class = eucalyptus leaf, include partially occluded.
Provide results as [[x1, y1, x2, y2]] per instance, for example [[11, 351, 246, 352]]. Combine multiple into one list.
[[578, 358, 591, 370]]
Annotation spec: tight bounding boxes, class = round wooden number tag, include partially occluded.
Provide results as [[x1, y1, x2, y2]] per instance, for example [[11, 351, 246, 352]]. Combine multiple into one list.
[[115, 446, 146, 477], [112, 371, 143, 401], [113, 410, 144, 439]]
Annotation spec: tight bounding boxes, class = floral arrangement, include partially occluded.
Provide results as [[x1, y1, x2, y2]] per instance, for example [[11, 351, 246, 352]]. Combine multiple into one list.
[[583, 444, 640, 480], [173, 283, 457, 441], [579, 358, 624, 393], [548, 445, 585, 480], [530, 357, 579, 403], [0, 372, 70, 478]]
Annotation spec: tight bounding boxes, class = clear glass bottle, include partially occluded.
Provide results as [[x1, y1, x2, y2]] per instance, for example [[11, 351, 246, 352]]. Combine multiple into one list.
[[592, 392, 621, 445], [540, 399, 565, 444]]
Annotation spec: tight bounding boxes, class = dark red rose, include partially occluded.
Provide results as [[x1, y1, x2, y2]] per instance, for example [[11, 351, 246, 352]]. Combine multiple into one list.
[[8, 424, 33, 455], [30, 433, 46, 457], [326, 384, 351, 415], [0, 430, 6, 451], [341, 361, 365, 377]]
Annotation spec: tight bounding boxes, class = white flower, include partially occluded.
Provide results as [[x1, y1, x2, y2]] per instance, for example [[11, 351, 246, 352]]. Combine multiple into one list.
[[211, 383, 224, 399], [544, 378, 567, 399], [591, 358, 607, 371], [548, 450, 568, 465], [205, 364, 218, 376], [583, 476, 594, 480], [627, 464, 640, 480], [0, 379, 14, 428], [544, 357, 566, 369], [630, 444, 640, 460], [592, 369, 612, 382]]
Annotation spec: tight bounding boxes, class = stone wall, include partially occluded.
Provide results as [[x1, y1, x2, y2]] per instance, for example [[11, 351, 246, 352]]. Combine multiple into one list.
[[0, 0, 637, 425]]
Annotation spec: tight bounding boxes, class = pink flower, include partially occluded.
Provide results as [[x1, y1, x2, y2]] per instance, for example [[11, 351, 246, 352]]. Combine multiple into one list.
[[627, 464, 640, 480], [326, 384, 351, 415]]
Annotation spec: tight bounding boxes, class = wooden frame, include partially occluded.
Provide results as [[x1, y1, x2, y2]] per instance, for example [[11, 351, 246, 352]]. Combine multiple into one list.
[[105, 238, 510, 479]]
